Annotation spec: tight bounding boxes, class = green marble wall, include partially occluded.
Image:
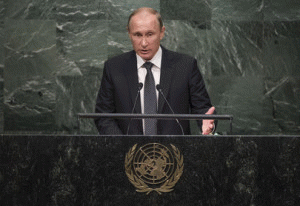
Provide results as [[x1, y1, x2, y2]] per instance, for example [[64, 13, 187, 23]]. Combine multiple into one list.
[[0, 0, 299, 135]]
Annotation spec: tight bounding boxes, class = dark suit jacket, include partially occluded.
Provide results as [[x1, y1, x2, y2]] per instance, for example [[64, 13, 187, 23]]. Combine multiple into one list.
[[95, 46, 213, 135]]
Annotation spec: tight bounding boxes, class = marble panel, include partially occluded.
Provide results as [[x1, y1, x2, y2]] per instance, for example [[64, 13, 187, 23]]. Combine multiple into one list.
[[210, 76, 268, 135], [56, 20, 108, 73], [210, 21, 263, 76], [4, 20, 56, 90], [3, 77, 56, 132], [54, 0, 108, 21], [4, 20, 57, 132], [0, 79, 3, 133], [262, 36, 300, 81], [263, 21, 300, 39], [3, 0, 108, 20], [5, 20, 55, 52], [3, 0, 56, 19], [162, 20, 211, 77], [263, 77, 300, 134], [56, 75, 100, 134], [107, 0, 160, 21], [0, 21, 3, 69], [107, 20, 133, 59], [0, 0, 4, 20], [211, 74, 300, 135], [123, 0, 160, 9], [212, 0, 264, 21], [0, 21, 3, 133], [161, 0, 211, 27], [264, 0, 300, 21]]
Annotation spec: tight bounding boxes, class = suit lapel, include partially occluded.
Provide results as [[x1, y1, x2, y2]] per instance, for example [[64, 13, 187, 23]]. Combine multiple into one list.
[[158, 47, 176, 113], [124, 48, 176, 114], [124, 51, 141, 113]]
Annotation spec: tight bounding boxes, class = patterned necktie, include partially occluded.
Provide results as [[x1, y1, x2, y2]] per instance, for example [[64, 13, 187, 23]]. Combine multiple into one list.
[[143, 62, 157, 135]]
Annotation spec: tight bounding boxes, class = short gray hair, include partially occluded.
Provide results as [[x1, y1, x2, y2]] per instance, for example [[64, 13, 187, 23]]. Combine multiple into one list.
[[127, 7, 163, 31]]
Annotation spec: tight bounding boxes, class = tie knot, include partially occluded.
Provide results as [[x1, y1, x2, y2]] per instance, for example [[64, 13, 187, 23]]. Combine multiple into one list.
[[143, 62, 154, 71]]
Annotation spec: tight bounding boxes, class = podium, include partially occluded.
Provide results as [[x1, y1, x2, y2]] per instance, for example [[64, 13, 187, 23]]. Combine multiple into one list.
[[1, 134, 300, 205], [77, 112, 234, 135]]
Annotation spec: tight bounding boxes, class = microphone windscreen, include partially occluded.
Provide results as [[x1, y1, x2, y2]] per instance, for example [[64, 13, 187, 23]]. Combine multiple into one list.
[[138, 83, 143, 90], [156, 84, 161, 91]]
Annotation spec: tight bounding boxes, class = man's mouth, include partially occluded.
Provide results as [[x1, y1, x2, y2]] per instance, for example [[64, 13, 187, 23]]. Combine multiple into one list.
[[141, 50, 149, 54]]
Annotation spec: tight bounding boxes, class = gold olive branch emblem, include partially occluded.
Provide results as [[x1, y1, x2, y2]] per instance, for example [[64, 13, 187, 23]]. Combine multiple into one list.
[[125, 144, 184, 195]]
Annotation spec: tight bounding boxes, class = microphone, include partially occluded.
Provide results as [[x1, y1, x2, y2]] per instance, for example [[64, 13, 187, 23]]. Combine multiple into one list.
[[126, 83, 143, 135], [137, 82, 143, 90], [156, 84, 184, 135]]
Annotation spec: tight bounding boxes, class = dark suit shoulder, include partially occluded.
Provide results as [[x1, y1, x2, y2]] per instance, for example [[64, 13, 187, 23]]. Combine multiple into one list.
[[103, 50, 137, 81], [106, 50, 135, 66]]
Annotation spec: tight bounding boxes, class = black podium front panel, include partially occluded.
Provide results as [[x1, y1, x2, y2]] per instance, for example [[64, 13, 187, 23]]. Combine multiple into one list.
[[1, 135, 300, 205]]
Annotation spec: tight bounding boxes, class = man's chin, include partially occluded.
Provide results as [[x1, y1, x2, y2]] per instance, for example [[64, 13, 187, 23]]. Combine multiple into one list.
[[139, 54, 152, 61]]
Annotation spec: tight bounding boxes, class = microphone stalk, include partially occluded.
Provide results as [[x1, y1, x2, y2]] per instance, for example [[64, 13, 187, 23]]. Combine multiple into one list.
[[156, 84, 185, 135], [126, 83, 143, 135]]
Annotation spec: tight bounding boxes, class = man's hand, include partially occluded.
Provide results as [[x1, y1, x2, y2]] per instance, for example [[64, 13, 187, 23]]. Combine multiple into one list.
[[202, 106, 215, 135]]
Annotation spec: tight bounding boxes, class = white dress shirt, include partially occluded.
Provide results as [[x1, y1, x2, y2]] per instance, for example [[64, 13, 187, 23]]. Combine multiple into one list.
[[136, 47, 162, 133], [136, 46, 162, 113]]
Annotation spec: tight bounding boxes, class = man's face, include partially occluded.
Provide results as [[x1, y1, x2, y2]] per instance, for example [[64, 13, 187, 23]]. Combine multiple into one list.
[[128, 12, 165, 61]]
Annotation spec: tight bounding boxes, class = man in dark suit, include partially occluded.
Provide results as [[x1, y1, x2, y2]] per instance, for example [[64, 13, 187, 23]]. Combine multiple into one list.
[[95, 7, 215, 135]]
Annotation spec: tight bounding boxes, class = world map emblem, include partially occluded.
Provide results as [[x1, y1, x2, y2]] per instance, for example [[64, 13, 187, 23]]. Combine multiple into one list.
[[125, 143, 184, 194]]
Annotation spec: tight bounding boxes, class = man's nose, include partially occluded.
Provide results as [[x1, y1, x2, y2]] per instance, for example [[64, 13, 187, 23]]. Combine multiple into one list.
[[141, 37, 148, 47]]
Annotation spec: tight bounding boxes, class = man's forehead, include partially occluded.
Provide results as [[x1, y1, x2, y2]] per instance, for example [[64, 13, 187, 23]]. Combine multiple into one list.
[[132, 13, 154, 22], [129, 12, 159, 28]]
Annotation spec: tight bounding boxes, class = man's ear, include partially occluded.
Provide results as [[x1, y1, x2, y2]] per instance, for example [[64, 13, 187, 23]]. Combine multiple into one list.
[[127, 26, 131, 38], [160, 26, 166, 40]]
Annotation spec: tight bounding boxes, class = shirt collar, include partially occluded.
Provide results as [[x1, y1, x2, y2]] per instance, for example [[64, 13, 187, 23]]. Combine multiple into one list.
[[136, 46, 162, 69]]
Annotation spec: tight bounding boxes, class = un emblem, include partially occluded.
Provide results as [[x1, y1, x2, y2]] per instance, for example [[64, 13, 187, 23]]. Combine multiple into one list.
[[125, 143, 184, 194]]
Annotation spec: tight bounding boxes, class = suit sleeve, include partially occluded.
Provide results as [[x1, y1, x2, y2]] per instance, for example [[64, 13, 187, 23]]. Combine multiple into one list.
[[189, 59, 217, 130], [94, 62, 123, 135]]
